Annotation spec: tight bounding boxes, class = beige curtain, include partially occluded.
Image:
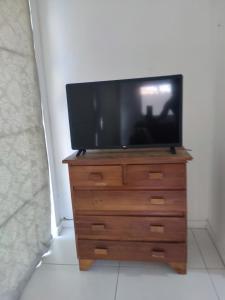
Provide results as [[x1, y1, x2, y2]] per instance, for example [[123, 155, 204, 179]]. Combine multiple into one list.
[[0, 0, 51, 299]]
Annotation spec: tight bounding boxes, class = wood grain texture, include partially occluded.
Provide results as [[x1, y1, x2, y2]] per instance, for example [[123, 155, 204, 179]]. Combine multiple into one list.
[[169, 262, 187, 274], [63, 148, 192, 166], [70, 165, 123, 187], [76, 216, 186, 242], [79, 259, 94, 271], [73, 190, 186, 216], [78, 240, 186, 263], [63, 148, 191, 274], [126, 164, 186, 189]]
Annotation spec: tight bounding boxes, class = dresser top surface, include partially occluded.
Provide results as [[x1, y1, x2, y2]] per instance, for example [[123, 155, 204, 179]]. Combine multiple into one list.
[[63, 148, 192, 165]]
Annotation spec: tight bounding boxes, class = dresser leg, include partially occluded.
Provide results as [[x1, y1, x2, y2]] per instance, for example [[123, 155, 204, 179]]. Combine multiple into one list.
[[79, 259, 94, 271], [168, 262, 187, 274]]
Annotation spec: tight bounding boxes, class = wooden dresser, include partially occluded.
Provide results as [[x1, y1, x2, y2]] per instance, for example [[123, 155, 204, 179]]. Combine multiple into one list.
[[63, 148, 192, 274]]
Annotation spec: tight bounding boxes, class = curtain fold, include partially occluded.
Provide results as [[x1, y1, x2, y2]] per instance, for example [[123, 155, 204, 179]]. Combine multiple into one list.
[[0, 0, 51, 299]]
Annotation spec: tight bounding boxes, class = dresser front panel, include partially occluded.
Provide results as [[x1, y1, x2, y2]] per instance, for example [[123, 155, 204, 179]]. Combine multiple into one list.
[[73, 190, 186, 216], [78, 240, 186, 262], [76, 216, 186, 242], [70, 165, 123, 187], [63, 149, 191, 273], [126, 164, 186, 189]]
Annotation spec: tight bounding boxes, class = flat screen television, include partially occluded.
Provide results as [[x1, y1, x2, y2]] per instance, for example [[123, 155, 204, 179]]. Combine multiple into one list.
[[66, 74, 183, 150]]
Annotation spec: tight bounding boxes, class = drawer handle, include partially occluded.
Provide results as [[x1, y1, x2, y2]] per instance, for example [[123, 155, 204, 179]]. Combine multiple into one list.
[[94, 248, 108, 256], [152, 249, 165, 259], [148, 172, 163, 180], [89, 172, 103, 181], [91, 224, 105, 231], [150, 225, 165, 233], [150, 197, 165, 205]]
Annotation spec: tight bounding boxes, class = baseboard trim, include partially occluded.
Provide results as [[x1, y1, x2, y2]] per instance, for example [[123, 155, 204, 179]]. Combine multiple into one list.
[[56, 220, 64, 235], [61, 219, 74, 229], [188, 220, 207, 229], [56, 219, 74, 235], [206, 220, 216, 241], [206, 220, 225, 265]]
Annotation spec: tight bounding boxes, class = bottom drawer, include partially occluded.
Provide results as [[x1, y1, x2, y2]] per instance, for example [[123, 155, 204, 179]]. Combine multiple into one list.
[[77, 240, 186, 262]]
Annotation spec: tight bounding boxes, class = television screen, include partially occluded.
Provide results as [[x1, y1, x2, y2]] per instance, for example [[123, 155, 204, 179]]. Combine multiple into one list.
[[66, 75, 183, 150]]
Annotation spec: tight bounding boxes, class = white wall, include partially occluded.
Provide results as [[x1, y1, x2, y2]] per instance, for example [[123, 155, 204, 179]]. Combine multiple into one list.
[[31, 0, 214, 225], [208, 0, 225, 261]]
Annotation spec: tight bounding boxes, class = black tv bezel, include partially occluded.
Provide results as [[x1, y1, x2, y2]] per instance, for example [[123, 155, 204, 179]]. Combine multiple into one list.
[[66, 74, 183, 150]]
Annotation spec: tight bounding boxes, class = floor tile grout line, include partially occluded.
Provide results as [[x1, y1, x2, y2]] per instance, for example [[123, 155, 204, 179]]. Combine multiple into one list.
[[188, 229, 206, 270], [191, 228, 222, 274], [192, 228, 225, 269], [114, 263, 120, 300], [43, 260, 224, 271], [118, 266, 213, 271], [191, 229, 221, 300], [42, 261, 119, 268], [205, 269, 221, 300], [191, 229, 210, 269], [205, 228, 225, 269]]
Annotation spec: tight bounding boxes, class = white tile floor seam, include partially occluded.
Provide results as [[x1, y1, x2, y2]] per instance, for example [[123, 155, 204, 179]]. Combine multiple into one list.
[[21, 228, 225, 300], [192, 229, 225, 300], [114, 264, 120, 300], [191, 228, 208, 270], [207, 271, 221, 300], [192, 229, 225, 269], [208, 269, 225, 300], [191, 229, 221, 300], [206, 231, 225, 270]]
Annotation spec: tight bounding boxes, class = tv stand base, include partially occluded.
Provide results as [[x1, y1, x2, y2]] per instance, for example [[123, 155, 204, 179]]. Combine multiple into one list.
[[76, 149, 86, 157], [63, 149, 192, 275], [170, 146, 176, 155]]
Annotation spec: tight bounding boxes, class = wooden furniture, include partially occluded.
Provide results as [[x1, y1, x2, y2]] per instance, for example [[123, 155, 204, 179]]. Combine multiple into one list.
[[63, 148, 192, 274]]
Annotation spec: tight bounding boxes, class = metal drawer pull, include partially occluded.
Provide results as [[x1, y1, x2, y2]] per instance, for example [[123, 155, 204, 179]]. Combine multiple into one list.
[[150, 225, 165, 233], [91, 224, 105, 231], [150, 197, 165, 205], [152, 249, 165, 259], [89, 172, 103, 181], [94, 248, 108, 256], [148, 172, 163, 180]]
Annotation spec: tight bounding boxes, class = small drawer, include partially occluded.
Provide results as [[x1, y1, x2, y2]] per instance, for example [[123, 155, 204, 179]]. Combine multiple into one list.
[[126, 164, 186, 189], [70, 165, 122, 188], [76, 216, 186, 242], [73, 190, 186, 216], [77, 240, 186, 263]]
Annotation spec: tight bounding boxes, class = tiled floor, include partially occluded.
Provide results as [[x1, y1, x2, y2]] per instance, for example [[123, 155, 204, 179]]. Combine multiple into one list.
[[21, 228, 225, 300]]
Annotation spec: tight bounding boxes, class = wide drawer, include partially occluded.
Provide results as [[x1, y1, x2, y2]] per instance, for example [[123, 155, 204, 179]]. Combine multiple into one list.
[[73, 190, 186, 216], [76, 216, 186, 242], [70, 165, 123, 187], [77, 240, 186, 262], [126, 164, 186, 189]]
